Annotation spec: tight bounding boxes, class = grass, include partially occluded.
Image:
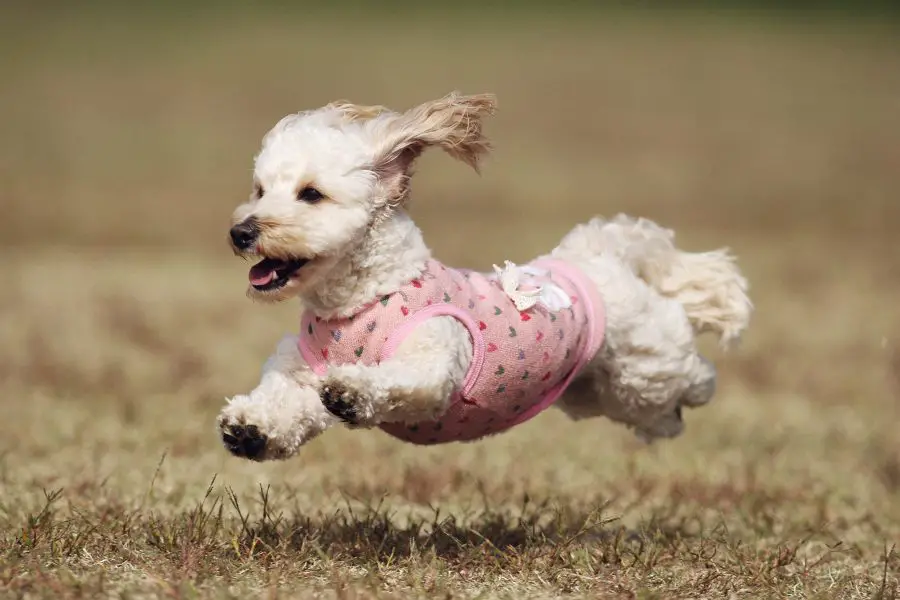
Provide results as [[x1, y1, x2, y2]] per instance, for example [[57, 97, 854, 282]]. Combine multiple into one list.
[[1, 6, 900, 598]]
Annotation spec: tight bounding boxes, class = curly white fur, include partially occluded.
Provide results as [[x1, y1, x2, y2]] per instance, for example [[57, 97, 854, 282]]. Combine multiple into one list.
[[217, 91, 752, 461]]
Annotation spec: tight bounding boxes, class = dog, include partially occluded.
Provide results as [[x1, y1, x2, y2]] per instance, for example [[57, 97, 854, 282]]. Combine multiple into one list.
[[218, 91, 752, 461]]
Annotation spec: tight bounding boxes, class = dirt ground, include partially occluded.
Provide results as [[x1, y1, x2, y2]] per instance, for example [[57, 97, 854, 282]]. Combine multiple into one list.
[[1, 6, 899, 598]]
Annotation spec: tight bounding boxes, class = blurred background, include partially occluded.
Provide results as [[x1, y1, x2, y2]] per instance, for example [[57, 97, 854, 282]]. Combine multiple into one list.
[[1, 1, 899, 595]]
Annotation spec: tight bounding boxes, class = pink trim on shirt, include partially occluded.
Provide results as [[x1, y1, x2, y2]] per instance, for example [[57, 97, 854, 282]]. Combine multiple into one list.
[[380, 303, 486, 398]]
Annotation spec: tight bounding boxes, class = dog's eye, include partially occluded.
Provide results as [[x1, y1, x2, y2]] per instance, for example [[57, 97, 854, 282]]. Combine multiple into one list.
[[252, 183, 264, 199], [297, 186, 324, 203]]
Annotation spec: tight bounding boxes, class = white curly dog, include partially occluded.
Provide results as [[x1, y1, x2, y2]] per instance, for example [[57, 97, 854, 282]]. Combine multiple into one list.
[[218, 92, 752, 461]]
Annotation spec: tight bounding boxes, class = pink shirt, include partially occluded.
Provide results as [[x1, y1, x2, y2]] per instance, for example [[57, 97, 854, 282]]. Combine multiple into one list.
[[298, 257, 605, 444]]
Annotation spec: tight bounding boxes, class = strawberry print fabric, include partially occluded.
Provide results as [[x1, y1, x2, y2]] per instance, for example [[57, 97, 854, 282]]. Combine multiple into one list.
[[298, 258, 605, 445]]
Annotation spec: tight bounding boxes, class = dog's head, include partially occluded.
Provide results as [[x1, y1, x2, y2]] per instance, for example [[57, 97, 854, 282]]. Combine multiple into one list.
[[229, 91, 496, 303]]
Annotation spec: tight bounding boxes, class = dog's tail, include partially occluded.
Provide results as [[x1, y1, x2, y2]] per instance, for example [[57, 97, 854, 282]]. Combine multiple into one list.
[[554, 214, 752, 347]]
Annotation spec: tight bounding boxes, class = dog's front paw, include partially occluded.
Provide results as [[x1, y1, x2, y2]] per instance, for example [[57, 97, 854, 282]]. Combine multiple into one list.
[[320, 380, 375, 427], [217, 395, 284, 461]]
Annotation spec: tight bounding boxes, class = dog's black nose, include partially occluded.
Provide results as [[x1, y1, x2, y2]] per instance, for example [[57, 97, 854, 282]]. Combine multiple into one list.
[[230, 219, 259, 250]]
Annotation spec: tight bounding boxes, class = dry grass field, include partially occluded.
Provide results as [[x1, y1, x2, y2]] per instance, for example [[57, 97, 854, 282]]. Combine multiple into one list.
[[2, 4, 900, 598]]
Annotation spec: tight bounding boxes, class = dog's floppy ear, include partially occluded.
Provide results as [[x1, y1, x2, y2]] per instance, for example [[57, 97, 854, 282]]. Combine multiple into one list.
[[367, 91, 496, 206], [376, 91, 496, 171]]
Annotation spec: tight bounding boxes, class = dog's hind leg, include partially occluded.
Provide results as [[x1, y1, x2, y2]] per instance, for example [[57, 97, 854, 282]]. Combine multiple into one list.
[[550, 254, 717, 441], [548, 215, 747, 440], [556, 351, 717, 441]]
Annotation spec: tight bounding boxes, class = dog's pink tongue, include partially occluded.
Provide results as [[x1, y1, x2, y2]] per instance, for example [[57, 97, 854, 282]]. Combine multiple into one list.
[[249, 263, 277, 286]]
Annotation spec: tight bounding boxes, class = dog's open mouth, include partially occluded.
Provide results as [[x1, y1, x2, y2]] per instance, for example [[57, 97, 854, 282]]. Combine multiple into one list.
[[248, 257, 309, 291]]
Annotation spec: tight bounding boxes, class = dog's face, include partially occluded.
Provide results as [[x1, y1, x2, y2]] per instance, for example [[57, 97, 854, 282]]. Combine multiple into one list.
[[229, 92, 496, 303], [229, 109, 381, 303]]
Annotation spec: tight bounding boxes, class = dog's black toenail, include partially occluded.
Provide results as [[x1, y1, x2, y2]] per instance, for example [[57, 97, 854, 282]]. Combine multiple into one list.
[[675, 405, 683, 421]]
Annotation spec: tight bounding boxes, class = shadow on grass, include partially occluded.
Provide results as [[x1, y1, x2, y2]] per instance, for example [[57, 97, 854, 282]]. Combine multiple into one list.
[[3, 477, 898, 598]]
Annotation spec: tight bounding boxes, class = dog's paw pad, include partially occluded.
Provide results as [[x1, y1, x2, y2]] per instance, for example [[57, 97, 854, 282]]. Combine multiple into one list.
[[320, 383, 361, 425], [220, 421, 268, 461]]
